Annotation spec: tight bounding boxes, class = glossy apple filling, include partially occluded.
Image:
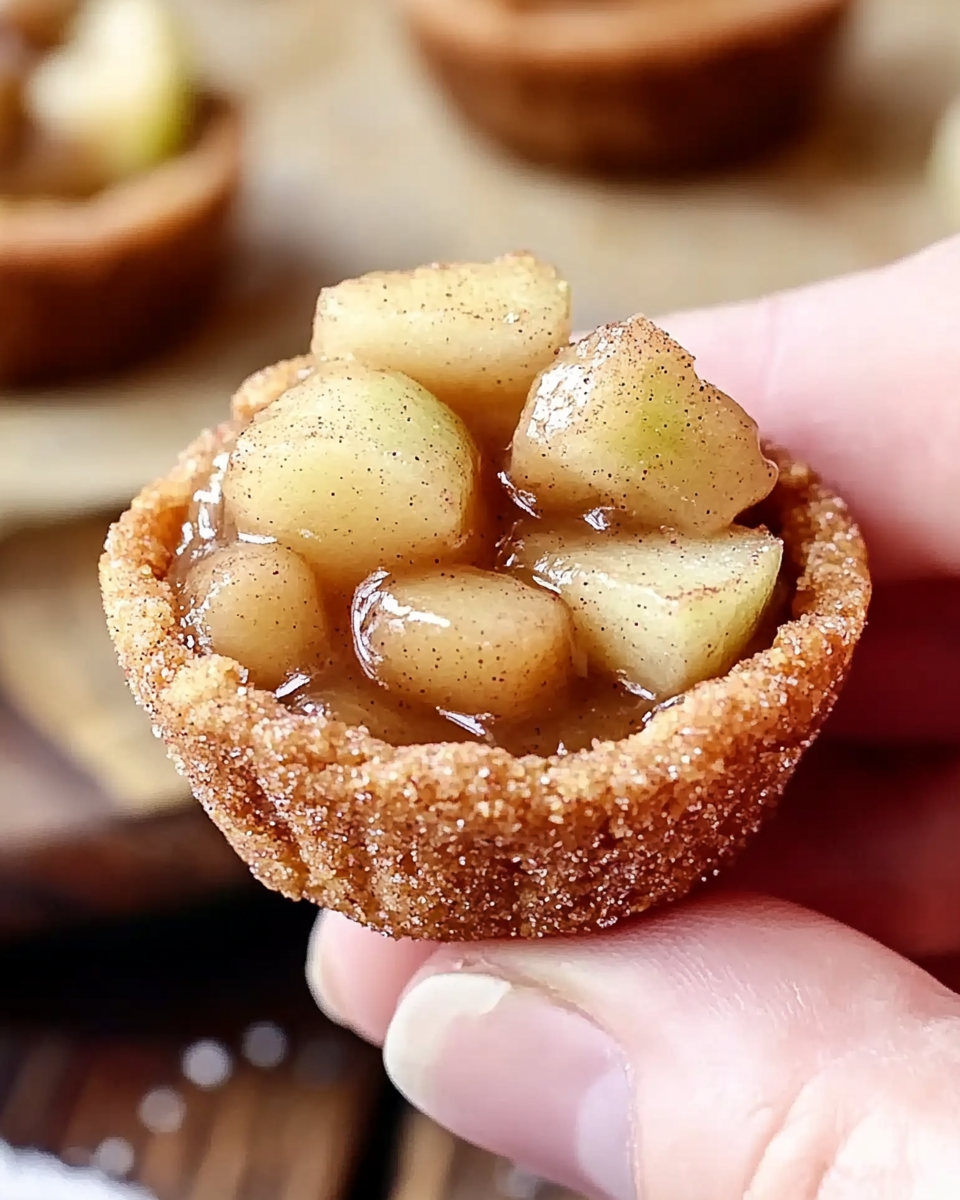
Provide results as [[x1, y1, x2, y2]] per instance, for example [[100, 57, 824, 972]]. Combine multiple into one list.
[[169, 255, 787, 756]]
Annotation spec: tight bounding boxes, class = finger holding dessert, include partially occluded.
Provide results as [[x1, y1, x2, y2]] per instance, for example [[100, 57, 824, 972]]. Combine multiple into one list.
[[101, 253, 870, 940]]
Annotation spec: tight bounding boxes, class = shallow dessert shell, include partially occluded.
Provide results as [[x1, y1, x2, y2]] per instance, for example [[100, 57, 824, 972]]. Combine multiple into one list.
[[0, 98, 241, 387], [100, 356, 870, 940], [398, 0, 851, 173]]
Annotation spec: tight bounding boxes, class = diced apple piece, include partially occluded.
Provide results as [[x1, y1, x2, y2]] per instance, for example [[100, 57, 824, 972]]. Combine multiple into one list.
[[179, 542, 330, 691], [353, 566, 576, 720], [24, 0, 193, 182], [508, 316, 778, 533], [223, 362, 481, 592], [310, 253, 572, 449], [506, 523, 783, 699]]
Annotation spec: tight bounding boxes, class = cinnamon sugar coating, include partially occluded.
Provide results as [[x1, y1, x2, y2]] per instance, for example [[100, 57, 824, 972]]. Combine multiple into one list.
[[100, 357, 870, 940]]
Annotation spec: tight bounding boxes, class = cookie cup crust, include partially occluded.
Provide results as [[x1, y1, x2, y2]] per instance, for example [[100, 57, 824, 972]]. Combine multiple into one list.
[[101, 356, 870, 940], [0, 99, 240, 386]]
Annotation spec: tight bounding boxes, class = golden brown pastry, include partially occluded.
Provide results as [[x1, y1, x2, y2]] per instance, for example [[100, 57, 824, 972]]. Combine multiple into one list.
[[101, 255, 870, 941], [0, 0, 240, 385]]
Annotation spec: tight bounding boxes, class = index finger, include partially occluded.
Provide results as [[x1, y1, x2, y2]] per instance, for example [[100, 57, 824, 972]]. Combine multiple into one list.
[[661, 236, 960, 582]]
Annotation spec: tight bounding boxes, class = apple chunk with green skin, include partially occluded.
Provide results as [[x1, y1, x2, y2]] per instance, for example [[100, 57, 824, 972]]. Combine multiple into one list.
[[223, 362, 482, 593], [507, 524, 783, 699], [24, 0, 193, 182], [508, 316, 778, 534], [310, 252, 571, 450]]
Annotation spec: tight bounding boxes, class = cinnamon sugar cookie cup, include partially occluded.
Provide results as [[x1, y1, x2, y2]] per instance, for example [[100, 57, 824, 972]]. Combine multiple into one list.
[[101, 259, 870, 941], [0, 98, 240, 386]]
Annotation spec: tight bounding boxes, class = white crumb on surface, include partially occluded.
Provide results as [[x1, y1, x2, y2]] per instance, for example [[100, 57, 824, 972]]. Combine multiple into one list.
[[0, 1141, 156, 1199]]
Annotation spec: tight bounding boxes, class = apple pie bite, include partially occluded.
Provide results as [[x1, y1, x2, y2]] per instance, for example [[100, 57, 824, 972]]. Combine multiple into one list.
[[101, 253, 870, 940], [0, 0, 239, 385]]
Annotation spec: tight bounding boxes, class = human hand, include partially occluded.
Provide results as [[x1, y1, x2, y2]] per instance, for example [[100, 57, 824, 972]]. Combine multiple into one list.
[[307, 237, 960, 1197]]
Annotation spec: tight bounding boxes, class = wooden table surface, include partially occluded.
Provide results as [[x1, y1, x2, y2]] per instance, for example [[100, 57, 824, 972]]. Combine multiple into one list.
[[0, 890, 584, 1200]]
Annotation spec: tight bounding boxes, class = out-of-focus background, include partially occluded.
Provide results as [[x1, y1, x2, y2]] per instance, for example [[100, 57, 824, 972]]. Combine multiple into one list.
[[0, 0, 959, 1195]]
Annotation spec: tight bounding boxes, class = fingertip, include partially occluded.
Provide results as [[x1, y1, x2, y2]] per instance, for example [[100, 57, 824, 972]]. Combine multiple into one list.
[[306, 910, 348, 1027], [659, 239, 960, 580], [658, 294, 776, 410], [305, 909, 438, 1045]]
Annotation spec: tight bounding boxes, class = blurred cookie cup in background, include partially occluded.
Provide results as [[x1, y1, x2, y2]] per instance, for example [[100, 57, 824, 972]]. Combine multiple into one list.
[[395, 0, 852, 174], [0, 0, 240, 386]]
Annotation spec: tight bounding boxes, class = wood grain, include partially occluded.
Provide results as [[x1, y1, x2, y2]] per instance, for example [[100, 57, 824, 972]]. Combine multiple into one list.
[[389, 1110, 458, 1200], [388, 1108, 587, 1200], [0, 1027, 381, 1200]]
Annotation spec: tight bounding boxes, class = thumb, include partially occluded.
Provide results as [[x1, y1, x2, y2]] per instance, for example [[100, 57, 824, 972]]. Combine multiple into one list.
[[382, 896, 960, 1199]]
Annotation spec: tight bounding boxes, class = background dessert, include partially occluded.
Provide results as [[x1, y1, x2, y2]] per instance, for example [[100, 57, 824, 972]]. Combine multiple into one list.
[[396, 0, 853, 173], [0, 0, 240, 385]]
